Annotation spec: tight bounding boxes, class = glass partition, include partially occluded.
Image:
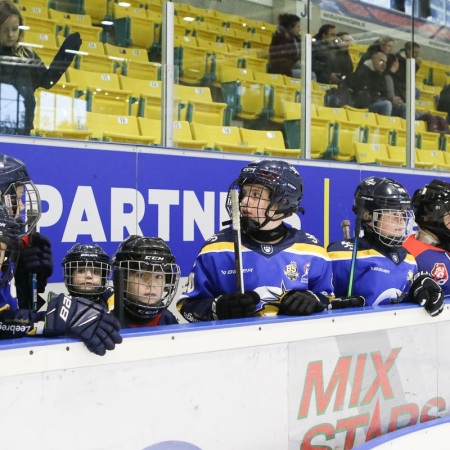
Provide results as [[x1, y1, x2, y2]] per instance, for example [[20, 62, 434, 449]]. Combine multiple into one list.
[[0, 0, 448, 171]]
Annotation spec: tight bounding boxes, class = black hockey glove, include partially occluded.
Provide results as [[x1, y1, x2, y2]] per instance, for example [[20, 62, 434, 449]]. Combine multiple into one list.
[[59, 32, 82, 57], [329, 296, 365, 310], [15, 232, 53, 309], [44, 293, 122, 356], [408, 272, 444, 317], [212, 291, 260, 320], [279, 290, 325, 316]]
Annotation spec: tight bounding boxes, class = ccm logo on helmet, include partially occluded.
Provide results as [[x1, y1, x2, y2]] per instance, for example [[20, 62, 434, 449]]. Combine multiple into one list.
[[144, 255, 165, 261]]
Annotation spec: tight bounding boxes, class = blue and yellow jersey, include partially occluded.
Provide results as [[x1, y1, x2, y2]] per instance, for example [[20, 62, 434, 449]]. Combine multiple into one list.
[[328, 237, 417, 306], [177, 226, 333, 322]]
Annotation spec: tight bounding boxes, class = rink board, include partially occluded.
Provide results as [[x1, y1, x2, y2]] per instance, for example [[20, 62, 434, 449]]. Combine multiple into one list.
[[0, 304, 449, 449]]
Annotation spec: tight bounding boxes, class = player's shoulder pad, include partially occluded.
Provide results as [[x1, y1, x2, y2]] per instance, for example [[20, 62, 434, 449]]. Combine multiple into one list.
[[327, 239, 353, 252]]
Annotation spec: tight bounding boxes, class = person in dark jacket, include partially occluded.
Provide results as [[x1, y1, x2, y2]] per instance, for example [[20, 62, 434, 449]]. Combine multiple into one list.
[[0, 1, 81, 135], [312, 24, 337, 83], [356, 35, 395, 71], [351, 51, 392, 116], [316, 31, 354, 85], [268, 13, 301, 78]]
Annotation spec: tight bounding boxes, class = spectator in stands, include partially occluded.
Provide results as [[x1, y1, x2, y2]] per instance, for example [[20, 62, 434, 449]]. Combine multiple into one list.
[[404, 179, 450, 297], [356, 35, 395, 70], [317, 31, 354, 85], [385, 54, 407, 118], [350, 51, 393, 116], [328, 176, 444, 317], [0, 1, 81, 135], [312, 24, 337, 83], [112, 236, 180, 327], [268, 13, 302, 78], [396, 41, 421, 100]]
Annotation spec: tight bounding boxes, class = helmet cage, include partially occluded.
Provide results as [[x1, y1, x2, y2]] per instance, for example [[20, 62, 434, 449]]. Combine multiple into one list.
[[0, 210, 21, 288], [371, 208, 415, 247], [63, 260, 112, 299], [118, 260, 180, 319], [2, 180, 41, 236]]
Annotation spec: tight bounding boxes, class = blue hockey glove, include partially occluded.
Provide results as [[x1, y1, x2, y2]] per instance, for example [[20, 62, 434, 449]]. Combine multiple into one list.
[[279, 290, 325, 316], [328, 296, 365, 310], [44, 293, 122, 355], [212, 291, 260, 320], [408, 272, 444, 317]]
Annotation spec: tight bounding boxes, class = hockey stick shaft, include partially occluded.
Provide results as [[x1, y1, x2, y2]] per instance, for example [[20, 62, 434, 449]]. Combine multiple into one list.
[[347, 206, 363, 297], [230, 189, 244, 294], [113, 268, 125, 326], [341, 219, 351, 240]]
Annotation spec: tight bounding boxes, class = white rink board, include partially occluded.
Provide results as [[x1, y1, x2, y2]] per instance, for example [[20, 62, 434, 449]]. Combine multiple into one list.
[[1, 304, 450, 449]]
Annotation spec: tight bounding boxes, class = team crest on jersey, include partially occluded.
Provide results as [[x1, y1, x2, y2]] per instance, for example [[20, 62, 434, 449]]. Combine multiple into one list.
[[285, 261, 299, 281], [431, 263, 448, 285], [261, 244, 273, 254], [301, 262, 311, 283], [390, 252, 399, 264]]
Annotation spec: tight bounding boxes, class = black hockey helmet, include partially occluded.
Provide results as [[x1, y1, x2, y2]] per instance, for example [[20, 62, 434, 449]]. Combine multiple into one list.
[[62, 243, 112, 300], [0, 204, 21, 288], [227, 159, 304, 231], [353, 176, 414, 247], [112, 236, 180, 320], [412, 179, 450, 248], [0, 154, 41, 236]]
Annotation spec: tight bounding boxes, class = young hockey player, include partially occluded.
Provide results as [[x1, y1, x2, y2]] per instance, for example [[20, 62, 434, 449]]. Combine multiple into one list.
[[0, 153, 52, 309], [177, 159, 362, 323], [328, 176, 444, 316], [404, 179, 450, 297], [0, 206, 122, 355], [112, 235, 180, 327], [62, 243, 114, 309]]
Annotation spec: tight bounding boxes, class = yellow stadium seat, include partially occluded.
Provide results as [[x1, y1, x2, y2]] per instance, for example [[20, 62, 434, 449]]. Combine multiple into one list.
[[174, 40, 212, 86], [86, 112, 155, 144], [174, 84, 227, 125], [104, 43, 161, 80], [239, 128, 301, 157], [190, 122, 256, 153], [415, 149, 450, 170], [137, 118, 207, 149], [48, 9, 102, 40], [113, 3, 161, 49], [354, 142, 403, 165], [386, 145, 406, 166], [84, 0, 109, 25], [19, 31, 58, 66], [22, 15, 58, 35], [67, 68, 133, 115]]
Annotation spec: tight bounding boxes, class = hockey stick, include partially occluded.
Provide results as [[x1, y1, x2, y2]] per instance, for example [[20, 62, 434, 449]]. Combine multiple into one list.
[[347, 201, 363, 297], [230, 189, 244, 294], [113, 268, 125, 327], [341, 219, 351, 240]]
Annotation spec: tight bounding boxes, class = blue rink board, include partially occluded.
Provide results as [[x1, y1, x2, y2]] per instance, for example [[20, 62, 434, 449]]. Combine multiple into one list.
[[0, 303, 419, 351], [1, 139, 448, 282]]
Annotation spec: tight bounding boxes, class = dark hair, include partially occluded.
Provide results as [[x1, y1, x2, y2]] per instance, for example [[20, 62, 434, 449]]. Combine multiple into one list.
[[317, 24, 336, 39], [386, 53, 398, 71], [405, 41, 420, 52], [278, 13, 300, 31], [0, 1, 24, 53]]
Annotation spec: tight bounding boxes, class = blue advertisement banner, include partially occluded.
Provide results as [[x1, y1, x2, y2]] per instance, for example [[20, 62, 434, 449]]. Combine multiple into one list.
[[2, 140, 448, 282]]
